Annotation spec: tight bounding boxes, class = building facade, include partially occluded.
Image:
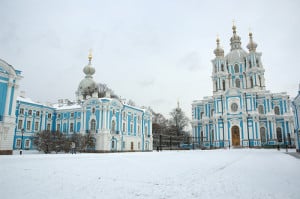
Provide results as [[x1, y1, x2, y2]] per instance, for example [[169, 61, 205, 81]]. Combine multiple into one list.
[[0, 59, 22, 154], [12, 53, 153, 152], [192, 25, 294, 148], [292, 85, 300, 152]]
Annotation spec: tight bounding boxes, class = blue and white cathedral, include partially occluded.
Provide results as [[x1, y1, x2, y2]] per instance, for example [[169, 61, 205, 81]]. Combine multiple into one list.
[[192, 25, 295, 148], [0, 52, 152, 154]]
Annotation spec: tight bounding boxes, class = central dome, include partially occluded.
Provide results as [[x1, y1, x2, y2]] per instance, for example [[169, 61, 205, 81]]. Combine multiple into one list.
[[225, 48, 248, 64]]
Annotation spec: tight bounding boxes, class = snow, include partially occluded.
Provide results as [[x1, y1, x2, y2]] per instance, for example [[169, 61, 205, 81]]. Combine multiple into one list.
[[1, 149, 300, 199]]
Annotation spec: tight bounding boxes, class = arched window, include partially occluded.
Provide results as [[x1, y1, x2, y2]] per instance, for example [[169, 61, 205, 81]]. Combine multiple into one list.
[[211, 109, 214, 117], [200, 131, 204, 142], [250, 77, 254, 88], [258, 105, 264, 114], [260, 127, 266, 144], [235, 78, 240, 88], [256, 58, 259, 67], [249, 61, 252, 68], [274, 106, 280, 115], [211, 129, 214, 142], [234, 64, 239, 73], [221, 64, 224, 71], [222, 80, 226, 91], [91, 119, 96, 131], [111, 120, 116, 132], [258, 76, 262, 87], [276, 127, 282, 142], [215, 80, 218, 91], [200, 112, 204, 119]]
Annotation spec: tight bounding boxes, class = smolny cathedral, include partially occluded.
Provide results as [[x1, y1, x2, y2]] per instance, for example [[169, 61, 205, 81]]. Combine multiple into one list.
[[0, 53, 153, 154], [192, 25, 296, 149]]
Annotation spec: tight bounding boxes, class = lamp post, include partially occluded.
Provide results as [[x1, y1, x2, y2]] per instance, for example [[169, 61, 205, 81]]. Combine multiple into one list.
[[20, 128, 24, 155]]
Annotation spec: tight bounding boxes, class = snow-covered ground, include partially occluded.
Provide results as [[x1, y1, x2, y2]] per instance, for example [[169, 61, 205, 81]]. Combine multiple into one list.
[[1, 149, 300, 199]]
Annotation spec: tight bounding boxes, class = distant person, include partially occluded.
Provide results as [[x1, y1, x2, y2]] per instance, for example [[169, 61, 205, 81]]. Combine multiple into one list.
[[71, 142, 76, 154]]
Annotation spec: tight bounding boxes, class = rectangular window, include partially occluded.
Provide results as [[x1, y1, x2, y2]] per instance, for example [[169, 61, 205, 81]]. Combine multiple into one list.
[[122, 123, 125, 132], [36, 111, 40, 117], [18, 120, 23, 129], [35, 122, 39, 131], [27, 121, 31, 130], [47, 123, 51, 131], [19, 108, 24, 115], [16, 139, 21, 148], [70, 123, 74, 132], [25, 139, 30, 149], [70, 113, 74, 118]]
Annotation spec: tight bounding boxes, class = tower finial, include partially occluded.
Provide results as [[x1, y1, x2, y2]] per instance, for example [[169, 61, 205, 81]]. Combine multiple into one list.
[[88, 49, 93, 62], [232, 19, 236, 33]]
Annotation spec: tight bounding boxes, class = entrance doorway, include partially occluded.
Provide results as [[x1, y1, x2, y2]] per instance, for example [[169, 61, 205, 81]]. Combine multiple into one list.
[[231, 126, 240, 146]]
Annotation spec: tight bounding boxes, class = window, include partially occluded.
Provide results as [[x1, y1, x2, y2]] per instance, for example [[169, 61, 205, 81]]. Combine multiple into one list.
[[201, 131, 204, 142], [200, 112, 204, 119], [138, 142, 141, 150], [231, 103, 238, 112], [18, 120, 23, 129], [276, 127, 282, 142], [214, 65, 217, 73], [221, 64, 224, 71], [28, 110, 32, 116], [138, 125, 141, 136], [215, 81, 218, 91], [57, 124, 60, 131], [111, 140, 115, 149], [130, 124, 133, 133], [91, 119, 96, 131], [92, 108, 95, 114], [70, 112, 74, 118], [19, 108, 24, 115], [131, 142, 134, 151], [122, 141, 126, 149], [47, 123, 51, 131], [16, 139, 21, 148], [36, 111, 40, 117], [256, 59, 259, 67], [260, 127, 266, 144], [222, 80, 225, 91], [70, 123, 74, 132], [234, 64, 239, 73], [112, 109, 115, 115], [26, 121, 31, 131], [274, 106, 280, 115], [48, 113, 52, 119], [249, 61, 252, 68], [258, 105, 264, 114], [35, 122, 39, 131], [111, 120, 116, 132], [145, 126, 148, 136], [250, 77, 254, 88], [211, 129, 214, 142], [258, 76, 262, 87], [57, 114, 61, 119], [25, 139, 30, 149], [122, 123, 125, 132], [235, 78, 240, 88], [211, 109, 214, 117]]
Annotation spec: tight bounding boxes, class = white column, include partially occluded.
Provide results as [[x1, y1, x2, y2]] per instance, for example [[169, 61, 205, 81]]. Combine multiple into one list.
[[4, 81, 13, 116]]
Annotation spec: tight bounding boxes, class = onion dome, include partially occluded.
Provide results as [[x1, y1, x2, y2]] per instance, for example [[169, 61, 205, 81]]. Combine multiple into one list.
[[230, 24, 242, 50], [77, 51, 99, 100], [225, 25, 247, 64], [247, 32, 258, 52], [214, 37, 224, 57]]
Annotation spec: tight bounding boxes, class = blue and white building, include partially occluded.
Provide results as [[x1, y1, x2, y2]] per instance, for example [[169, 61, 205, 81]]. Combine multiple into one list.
[[0, 59, 22, 154], [292, 85, 300, 152], [12, 53, 153, 152], [192, 25, 295, 148]]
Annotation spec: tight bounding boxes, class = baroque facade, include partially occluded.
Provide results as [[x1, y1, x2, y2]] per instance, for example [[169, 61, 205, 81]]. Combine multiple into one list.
[[292, 85, 300, 152], [0, 59, 22, 154], [7, 53, 152, 153], [192, 25, 294, 148]]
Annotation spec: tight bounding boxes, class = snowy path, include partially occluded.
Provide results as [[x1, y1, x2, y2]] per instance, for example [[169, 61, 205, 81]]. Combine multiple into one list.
[[1, 149, 300, 199]]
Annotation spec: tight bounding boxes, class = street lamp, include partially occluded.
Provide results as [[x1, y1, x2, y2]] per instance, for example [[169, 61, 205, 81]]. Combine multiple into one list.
[[20, 128, 24, 155]]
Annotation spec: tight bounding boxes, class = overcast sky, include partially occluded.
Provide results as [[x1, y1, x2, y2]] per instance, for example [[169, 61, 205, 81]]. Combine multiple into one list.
[[1, 0, 299, 119]]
